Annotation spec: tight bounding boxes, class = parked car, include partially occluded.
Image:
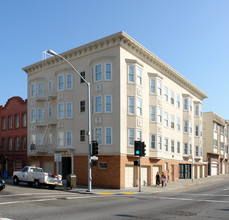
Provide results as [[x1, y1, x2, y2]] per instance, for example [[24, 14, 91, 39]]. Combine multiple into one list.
[[13, 166, 62, 189], [0, 179, 5, 191]]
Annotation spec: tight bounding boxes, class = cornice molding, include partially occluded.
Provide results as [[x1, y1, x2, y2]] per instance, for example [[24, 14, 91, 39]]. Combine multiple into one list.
[[22, 31, 208, 100]]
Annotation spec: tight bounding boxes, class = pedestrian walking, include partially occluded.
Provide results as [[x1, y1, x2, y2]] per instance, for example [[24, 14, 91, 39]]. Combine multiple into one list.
[[155, 172, 160, 186], [161, 172, 167, 187]]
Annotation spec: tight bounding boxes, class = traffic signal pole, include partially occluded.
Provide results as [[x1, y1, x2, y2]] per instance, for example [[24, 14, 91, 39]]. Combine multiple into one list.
[[139, 156, 141, 192]]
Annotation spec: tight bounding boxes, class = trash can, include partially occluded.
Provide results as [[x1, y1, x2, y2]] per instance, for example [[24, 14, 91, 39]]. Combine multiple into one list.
[[67, 174, 77, 189], [4, 170, 8, 179]]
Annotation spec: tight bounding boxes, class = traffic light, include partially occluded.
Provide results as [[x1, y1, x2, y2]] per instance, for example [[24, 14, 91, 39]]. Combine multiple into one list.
[[134, 141, 141, 156], [134, 160, 140, 166], [92, 141, 99, 156], [141, 142, 146, 157]]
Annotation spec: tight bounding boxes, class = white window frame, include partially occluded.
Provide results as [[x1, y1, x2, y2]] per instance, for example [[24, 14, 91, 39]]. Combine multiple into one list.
[[66, 102, 73, 118], [184, 98, 188, 111], [66, 131, 72, 147], [157, 80, 162, 96], [38, 82, 44, 97], [95, 127, 102, 144], [66, 74, 73, 90], [164, 112, 168, 127], [58, 75, 64, 91], [136, 67, 142, 85], [57, 131, 64, 147], [136, 98, 142, 116], [48, 80, 52, 91], [151, 134, 156, 149], [137, 130, 142, 141], [150, 78, 156, 94], [95, 64, 102, 82], [128, 128, 135, 146], [105, 63, 112, 80], [177, 141, 180, 154], [171, 115, 175, 129], [184, 120, 188, 133], [105, 95, 112, 113], [150, 106, 156, 122], [170, 90, 174, 105], [177, 94, 180, 108], [158, 107, 162, 123], [164, 87, 168, 102], [171, 140, 175, 153], [128, 65, 134, 83], [158, 135, 162, 151], [165, 138, 169, 152], [38, 108, 44, 122], [58, 103, 64, 119], [31, 83, 36, 98], [95, 96, 102, 113], [184, 143, 188, 155], [128, 97, 135, 114], [105, 127, 112, 145], [31, 109, 36, 123]]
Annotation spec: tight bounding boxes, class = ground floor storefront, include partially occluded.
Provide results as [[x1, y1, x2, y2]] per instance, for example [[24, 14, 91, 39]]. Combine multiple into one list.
[[27, 154, 208, 189]]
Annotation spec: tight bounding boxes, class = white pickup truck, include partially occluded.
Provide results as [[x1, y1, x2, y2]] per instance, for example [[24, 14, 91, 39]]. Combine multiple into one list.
[[13, 166, 62, 189]]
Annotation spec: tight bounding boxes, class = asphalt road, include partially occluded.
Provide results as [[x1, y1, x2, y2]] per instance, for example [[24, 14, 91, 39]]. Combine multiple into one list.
[[1, 180, 229, 220]]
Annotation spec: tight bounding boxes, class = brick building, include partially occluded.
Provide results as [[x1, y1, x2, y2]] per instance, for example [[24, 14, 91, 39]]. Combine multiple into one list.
[[23, 32, 208, 188], [0, 97, 27, 176]]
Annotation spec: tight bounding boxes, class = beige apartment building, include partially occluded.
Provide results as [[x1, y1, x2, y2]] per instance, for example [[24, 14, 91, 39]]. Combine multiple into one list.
[[22, 32, 208, 188], [203, 112, 229, 176]]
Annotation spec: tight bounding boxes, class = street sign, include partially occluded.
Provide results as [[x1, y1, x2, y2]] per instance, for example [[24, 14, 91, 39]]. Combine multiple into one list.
[[54, 153, 62, 162]]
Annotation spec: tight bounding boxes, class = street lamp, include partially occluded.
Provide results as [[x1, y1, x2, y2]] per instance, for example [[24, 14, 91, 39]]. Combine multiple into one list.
[[46, 49, 92, 192]]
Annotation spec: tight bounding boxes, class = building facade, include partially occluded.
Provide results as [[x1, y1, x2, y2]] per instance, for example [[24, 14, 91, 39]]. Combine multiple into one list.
[[23, 32, 208, 188], [0, 97, 27, 176], [203, 112, 229, 176]]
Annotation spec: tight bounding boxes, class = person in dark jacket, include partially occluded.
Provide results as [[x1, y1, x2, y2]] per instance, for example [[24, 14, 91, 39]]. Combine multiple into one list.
[[155, 172, 160, 186], [161, 172, 167, 187]]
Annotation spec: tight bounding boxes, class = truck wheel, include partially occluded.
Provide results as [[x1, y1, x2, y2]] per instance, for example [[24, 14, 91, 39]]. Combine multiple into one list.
[[34, 180, 40, 188], [13, 176, 19, 185], [28, 182, 33, 187]]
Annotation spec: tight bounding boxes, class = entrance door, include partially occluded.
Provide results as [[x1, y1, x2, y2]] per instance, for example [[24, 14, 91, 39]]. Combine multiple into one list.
[[211, 163, 218, 176], [141, 167, 148, 186], [152, 166, 161, 185], [125, 166, 134, 187], [62, 157, 71, 179]]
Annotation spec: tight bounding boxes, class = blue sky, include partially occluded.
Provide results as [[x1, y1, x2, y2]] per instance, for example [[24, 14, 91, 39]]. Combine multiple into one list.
[[1, 0, 229, 119]]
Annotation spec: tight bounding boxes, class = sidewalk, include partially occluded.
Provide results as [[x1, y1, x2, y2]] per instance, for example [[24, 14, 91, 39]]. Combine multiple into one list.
[[5, 174, 229, 195]]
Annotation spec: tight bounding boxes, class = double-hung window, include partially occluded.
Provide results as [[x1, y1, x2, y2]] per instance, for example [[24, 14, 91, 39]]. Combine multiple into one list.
[[80, 101, 86, 113], [164, 87, 168, 102], [150, 78, 156, 93], [80, 130, 85, 142], [164, 112, 168, 127], [157, 80, 162, 95], [128, 97, 134, 114], [158, 107, 162, 123], [184, 120, 188, 133], [195, 146, 199, 157], [15, 115, 19, 128], [128, 65, 134, 82], [136, 67, 142, 85], [95, 64, 102, 82], [171, 140, 175, 153], [66, 74, 72, 89], [105, 127, 112, 144], [158, 135, 162, 150], [184, 98, 188, 110], [38, 108, 43, 122], [195, 104, 199, 116], [105, 63, 112, 80], [171, 115, 175, 129], [48, 81, 52, 91], [165, 138, 169, 152], [58, 103, 64, 119], [31, 83, 36, 97], [195, 125, 199, 136], [137, 98, 142, 116], [189, 99, 192, 112], [105, 95, 112, 113], [38, 82, 44, 97], [48, 107, 52, 118], [80, 71, 86, 83], [177, 141, 180, 154], [177, 94, 180, 108], [137, 130, 142, 141], [128, 128, 134, 146], [15, 137, 19, 151], [151, 135, 156, 149], [189, 120, 192, 134], [66, 131, 72, 147], [95, 128, 102, 144], [95, 96, 102, 113], [177, 117, 181, 131], [170, 91, 174, 105], [22, 113, 26, 127], [150, 106, 156, 122], [31, 109, 36, 122], [66, 103, 72, 118], [58, 131, 64, 147], [58, 75, 64, 90], [184, 143, 188, 155]]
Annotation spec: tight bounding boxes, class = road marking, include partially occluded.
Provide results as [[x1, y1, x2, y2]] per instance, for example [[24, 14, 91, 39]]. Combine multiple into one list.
[[0, 192, 69, 198], [99, 193, 114, 195], [0, 198, 57, 205], [223, 188, 229, 191], [151, 196, 229, 204], [0, 218, 13, 220], [121, 192, 136, 195], [184, 193, 229, 197]]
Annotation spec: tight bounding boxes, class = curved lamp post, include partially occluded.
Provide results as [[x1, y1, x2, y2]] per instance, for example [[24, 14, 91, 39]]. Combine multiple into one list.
[[46, 50, 92, 192]]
